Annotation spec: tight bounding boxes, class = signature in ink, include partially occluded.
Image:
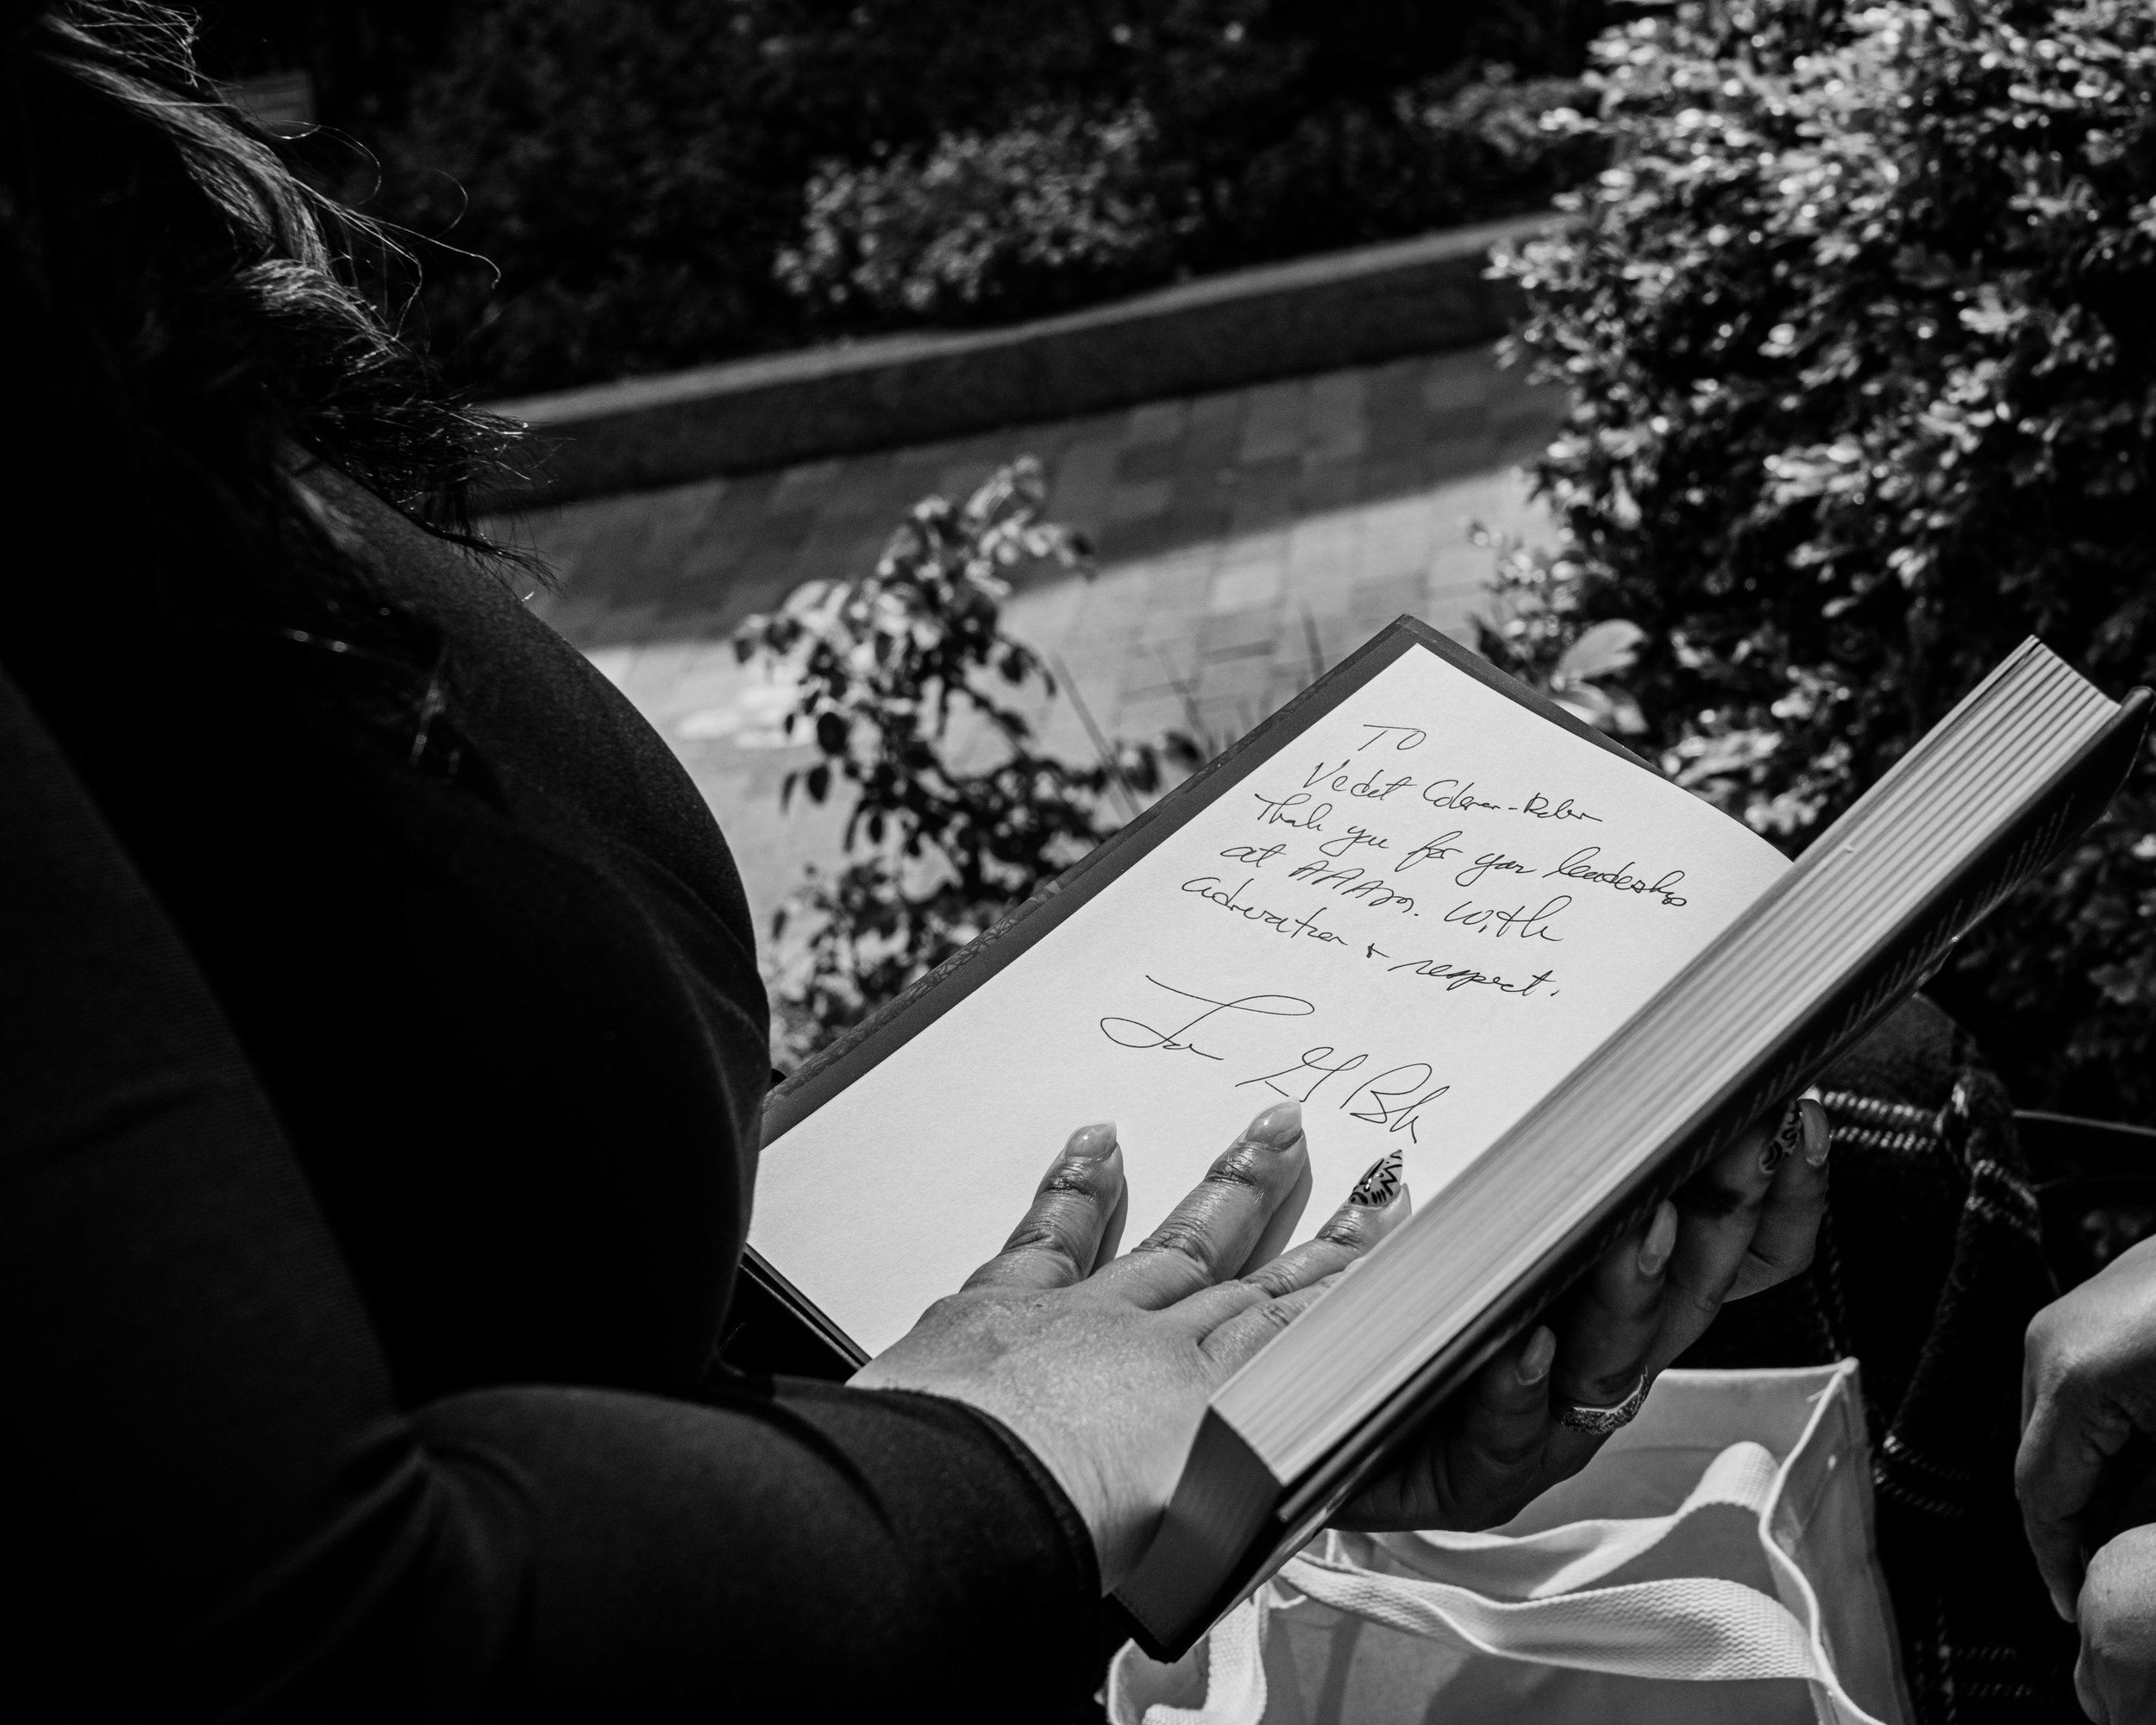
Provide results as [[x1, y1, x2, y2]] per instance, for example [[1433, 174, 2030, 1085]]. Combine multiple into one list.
[[1100, 976, 1317, 1062]]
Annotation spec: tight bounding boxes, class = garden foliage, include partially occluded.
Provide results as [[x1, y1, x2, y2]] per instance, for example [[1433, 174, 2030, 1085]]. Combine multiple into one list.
[[1486, 0, 2156, 1120], [776, 66, 1599, 327], [330, 0, 1608, 394], [733, 460, 1192, 1063]]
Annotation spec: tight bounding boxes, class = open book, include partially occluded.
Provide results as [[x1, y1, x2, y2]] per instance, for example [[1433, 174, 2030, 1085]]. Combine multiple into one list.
[[749, 620, 2148, 1654]]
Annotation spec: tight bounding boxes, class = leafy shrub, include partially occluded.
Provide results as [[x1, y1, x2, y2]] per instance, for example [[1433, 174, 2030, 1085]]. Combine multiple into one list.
[[775, 66, 1600, 327], [734, 459, 1192, 1063], [1486, 0, 2156, 1121], [327, 1, 1611, 395], [776, 106, 1178, 323]]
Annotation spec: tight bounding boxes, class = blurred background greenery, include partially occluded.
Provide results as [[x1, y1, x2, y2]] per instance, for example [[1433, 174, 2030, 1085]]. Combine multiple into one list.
[[191, 0, 1607, 394]]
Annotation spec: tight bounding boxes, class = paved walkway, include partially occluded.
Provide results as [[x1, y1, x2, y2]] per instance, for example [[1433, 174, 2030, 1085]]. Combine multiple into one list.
[[498, 342, 1565, 935]]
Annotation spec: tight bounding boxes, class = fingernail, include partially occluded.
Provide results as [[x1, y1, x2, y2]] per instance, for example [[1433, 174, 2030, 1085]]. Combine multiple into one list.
[[1760, 1101, 1805, 1176], [1063, 1121, 1119, 1160], [1800, 1095, 1830, 1168], [1245, 1100, 1304, 1149], [1349, 1148, 1404, 1208], [1637, 1200, 1678, 1278], [1517, 1326, 1556, 1386]]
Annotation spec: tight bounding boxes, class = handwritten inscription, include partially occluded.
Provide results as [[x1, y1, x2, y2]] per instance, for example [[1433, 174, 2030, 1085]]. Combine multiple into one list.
[[1095, 711, 1738, 1148]]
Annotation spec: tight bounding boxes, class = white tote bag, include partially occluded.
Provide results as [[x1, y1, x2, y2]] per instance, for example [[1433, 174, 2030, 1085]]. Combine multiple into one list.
[[1108, 1362, 1909, 1725]]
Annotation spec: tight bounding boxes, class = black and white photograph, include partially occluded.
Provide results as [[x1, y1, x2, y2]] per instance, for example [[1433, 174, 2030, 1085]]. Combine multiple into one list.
[[4, 1, 2153, 1719]]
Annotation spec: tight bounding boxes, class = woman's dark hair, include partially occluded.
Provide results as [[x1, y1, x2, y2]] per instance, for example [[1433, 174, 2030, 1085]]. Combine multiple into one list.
[[1, 0, 524, 770]]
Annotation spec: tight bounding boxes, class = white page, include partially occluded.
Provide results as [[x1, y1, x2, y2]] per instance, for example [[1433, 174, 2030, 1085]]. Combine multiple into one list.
[[751, 643, 1791, 1356]]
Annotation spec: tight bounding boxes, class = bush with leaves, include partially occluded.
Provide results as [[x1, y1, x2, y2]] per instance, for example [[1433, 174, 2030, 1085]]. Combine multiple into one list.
[[317, 1, 1612, 395], [1484, 0, 2156, 1121], [775, 105, 1177, 323], [734, 459, 1192, 1063], [775, 66, 1600, 328]]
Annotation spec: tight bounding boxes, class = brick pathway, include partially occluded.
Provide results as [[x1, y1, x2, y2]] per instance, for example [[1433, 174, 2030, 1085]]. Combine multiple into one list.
[[498, 342, 1564, 935]]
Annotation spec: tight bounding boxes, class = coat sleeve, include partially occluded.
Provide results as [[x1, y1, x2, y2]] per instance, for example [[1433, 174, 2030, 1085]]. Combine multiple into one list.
[[0, 665, 1100, 1722]]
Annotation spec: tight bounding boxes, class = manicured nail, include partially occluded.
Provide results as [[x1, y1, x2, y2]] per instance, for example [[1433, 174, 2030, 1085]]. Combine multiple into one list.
[[1349, 1148, 1404, 1208], [1063, 1121, 1119, 1161], [1761, 1102, 1806, 1176], [1245, 1101, 1304, 1149], [1517, 1326, 1556, 1386], [1637, 1200, 1678, 1278], [1800, 1095, 1830, 1168]]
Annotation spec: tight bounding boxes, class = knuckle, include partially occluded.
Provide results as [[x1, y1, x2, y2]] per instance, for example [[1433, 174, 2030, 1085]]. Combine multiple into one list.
[[1135, 1219, 1217, 1264], [1202, 1143, 1272, 1194], [1316, 1210, 1377, 1251], [995, 1222, 1084, 1276], [1039, 1157, 1113, 1201]]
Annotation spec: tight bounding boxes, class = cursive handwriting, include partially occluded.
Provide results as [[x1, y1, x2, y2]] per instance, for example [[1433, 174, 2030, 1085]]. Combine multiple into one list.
[[1238, 1044, 1369, 1103], [1388, 958, 1557, 996], [1441, 894, 1570, 941], [1453, 850, 1536, 889], [1181, 875, 1351, 944], [1252, 789, 1330, 830], [1100, 976, 1316, 1061], [1341, 1063, 1451, 1140], [1392, 830, 1467, 873], [1317, 824, 1389, 860], [1301, 759, 1417, 800], [1545, 848, 1689, 908], [1357, 724, 1429, 752], [1285, 860, 1417, 912], [1420, 777, 1506, 814], [1521, 790, 1601, 824]]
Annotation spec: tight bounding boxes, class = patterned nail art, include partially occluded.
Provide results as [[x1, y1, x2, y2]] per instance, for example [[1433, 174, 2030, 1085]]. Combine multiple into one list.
[[1350, 1148, 1405, 1208], [1760, 1102, 1806, 1175]]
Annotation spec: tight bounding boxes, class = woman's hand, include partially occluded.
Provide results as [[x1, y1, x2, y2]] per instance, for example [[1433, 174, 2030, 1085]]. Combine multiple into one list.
[[2019, 1238, 2156, 1623], [854, 1095, 1829, 1592]]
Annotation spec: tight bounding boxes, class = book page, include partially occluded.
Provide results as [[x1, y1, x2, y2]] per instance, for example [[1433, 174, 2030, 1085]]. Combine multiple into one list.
[[751, 643, 1791, 1356]]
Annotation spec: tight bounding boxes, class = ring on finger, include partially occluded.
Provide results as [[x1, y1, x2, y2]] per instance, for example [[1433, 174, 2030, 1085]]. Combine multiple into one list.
[[1552, 1371, 1651, 1436]]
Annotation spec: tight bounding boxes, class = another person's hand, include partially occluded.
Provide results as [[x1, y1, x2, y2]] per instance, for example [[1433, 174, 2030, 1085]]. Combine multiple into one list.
[[1343, 1090, 1828, 1531], [2020, 1237, 2156, 1622], [2076, 1525, 2156, 1724], [855, 1095, 1828, 1592]]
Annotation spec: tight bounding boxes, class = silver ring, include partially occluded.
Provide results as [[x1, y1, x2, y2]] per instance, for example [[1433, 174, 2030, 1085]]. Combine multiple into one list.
[[1553, 1371, 1651, 1436]]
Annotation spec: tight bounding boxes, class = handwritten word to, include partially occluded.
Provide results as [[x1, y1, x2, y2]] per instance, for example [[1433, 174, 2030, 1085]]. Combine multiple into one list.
[[1545, 848, 1689, 908], [1099, 977, 1315, 1062]]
